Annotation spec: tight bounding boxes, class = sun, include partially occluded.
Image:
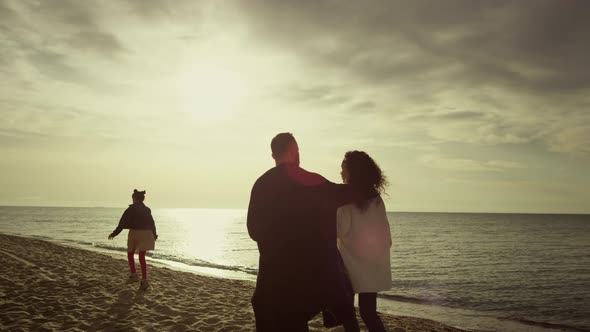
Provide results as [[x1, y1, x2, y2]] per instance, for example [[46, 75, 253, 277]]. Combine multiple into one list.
[[179, 62, 250, 122]]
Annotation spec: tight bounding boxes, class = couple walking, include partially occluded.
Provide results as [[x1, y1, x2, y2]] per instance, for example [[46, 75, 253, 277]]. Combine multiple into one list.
[[248, 133, 392, 332]]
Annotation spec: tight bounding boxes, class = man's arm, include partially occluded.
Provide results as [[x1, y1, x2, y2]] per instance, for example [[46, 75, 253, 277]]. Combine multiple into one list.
[[247, 179, 267, 242], [325, 182, 357, 208]]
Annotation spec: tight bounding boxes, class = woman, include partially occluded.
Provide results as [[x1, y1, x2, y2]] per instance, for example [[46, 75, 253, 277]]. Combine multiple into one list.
[[108, 189, 158, 291], [337, 151, 391, 332]]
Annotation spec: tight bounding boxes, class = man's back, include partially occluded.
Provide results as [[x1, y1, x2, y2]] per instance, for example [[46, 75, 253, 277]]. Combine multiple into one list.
[[247, 164, 351, 311]]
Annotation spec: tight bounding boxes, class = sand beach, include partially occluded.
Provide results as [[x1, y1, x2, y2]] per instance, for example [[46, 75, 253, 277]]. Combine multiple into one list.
[[0, 233, 467, 332]]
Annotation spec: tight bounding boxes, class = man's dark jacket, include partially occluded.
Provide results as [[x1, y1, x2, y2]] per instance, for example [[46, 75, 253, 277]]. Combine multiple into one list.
[[247, 163, 353, 314]]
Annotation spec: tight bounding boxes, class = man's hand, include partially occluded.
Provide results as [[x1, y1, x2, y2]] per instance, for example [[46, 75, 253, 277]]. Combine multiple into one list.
[[108, 233, 115, 240]]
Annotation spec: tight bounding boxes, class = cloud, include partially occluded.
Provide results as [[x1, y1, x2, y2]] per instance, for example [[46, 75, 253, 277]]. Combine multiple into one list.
[[231, 0, 590, 156], [398, 108, 536, 145], [419, 154, 526, 172], [122, 0, 206, 21], [278, 84, 353, 108], [546, 124, 590, 156], [1, 0, 589, 158], [3, 1, 128, 58], [0, 0, 137, 95], [67, 30, 128, 58], [235, 0, 590, 93], [0, 0, 587, 212]]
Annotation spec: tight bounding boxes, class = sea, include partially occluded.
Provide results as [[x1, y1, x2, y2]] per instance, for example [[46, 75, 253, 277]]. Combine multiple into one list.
[[0, 206, 588, 332]]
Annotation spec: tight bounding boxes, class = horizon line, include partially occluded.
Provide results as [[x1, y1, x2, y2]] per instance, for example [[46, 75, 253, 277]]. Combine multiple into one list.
[[0, 205, 588, 216]]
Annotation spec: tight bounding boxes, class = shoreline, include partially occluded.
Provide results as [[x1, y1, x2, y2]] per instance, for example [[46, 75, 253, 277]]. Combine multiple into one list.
[[3, 232, 583, 332], [0, 233, 469, 331]]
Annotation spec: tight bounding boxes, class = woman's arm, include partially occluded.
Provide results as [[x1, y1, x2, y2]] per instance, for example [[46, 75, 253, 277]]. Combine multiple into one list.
[[382, 198, 392, 247], [386, 218, 392, 247]]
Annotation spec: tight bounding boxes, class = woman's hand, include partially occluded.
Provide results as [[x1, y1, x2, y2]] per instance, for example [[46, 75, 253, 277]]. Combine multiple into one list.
[[108, 233, 115, 240]]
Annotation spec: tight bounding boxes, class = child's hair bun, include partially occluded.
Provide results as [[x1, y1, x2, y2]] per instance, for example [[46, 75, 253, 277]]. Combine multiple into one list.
[[132, 189, 146, 195]]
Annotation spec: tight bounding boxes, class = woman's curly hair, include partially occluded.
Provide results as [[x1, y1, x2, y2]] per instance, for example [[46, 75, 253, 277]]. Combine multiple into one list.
[[343, 151, 388, 210]]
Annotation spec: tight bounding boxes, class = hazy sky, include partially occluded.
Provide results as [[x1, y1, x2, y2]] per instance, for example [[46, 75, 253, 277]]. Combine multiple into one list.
[[1, 0, 589, 213]]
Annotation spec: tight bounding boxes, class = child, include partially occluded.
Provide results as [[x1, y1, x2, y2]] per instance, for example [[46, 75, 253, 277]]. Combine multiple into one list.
[[109, 189, 158, 290]]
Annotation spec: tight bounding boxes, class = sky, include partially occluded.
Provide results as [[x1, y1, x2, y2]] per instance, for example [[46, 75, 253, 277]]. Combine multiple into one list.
[[0, 0, 589, 213]]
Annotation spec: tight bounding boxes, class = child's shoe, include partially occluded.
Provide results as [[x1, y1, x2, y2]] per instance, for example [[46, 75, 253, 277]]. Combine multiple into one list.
[[139, 279, 150, 291], [126, 273, 139, 284]]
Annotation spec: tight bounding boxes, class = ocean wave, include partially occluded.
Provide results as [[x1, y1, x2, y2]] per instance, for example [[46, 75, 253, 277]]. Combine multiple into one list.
[[152, 253, 259, 276], [379, 294, 590, 331], [378, 293, 447, 306], [29, 234, 54, 241], [502, 317, 590, 332], [71, 240, 94, 246], [88, 242, 259, 276], [31, 218, 56, 223], [92, 243, 129, 252]]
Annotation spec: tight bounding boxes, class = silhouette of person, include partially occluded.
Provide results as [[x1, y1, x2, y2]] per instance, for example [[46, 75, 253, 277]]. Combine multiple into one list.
[[109, 189, 158, 291], [247, 133, 360, 332], [334, 151, 391, 332]]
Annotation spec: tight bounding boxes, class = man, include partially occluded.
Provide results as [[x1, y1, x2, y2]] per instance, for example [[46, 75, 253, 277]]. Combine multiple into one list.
[[247, 133, 360, 332]]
